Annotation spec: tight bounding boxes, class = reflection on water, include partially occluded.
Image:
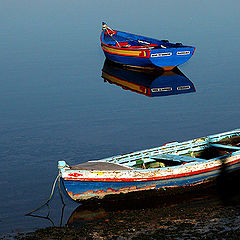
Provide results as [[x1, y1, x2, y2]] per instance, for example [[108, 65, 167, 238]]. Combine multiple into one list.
[[24, 173, 240, 239], [67, 190, 212, 225], [25, 169, 240, 232], [66, 182, 240, 238], [101, 60, 196, 97], [27, 188, 216, 227], [26, 205, 66, 228]]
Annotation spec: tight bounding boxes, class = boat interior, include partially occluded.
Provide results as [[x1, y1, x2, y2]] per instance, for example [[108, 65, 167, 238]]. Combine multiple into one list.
[[133, 135, 240, 169], [70, 135, 240, 170], [103, 31, 175, 49]]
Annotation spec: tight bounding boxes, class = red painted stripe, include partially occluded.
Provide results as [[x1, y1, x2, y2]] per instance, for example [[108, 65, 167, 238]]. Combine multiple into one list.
[[63, 158, 240, 182], [193, 47, 196, 55], [100, 32, 150, 58], [101, 45, 150, 58], [101, 39, 150, 51], [100, 30, 148, 50]]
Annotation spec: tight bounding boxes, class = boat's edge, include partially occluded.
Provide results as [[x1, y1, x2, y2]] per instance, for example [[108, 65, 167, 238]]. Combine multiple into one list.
[[58, 129, 240, 202], [100, 26, 195, 70], [62, 167, 240, 204]]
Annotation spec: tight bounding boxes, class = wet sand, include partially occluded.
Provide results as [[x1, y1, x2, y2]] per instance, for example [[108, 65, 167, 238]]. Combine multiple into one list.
[[4, 181, 240, 240]]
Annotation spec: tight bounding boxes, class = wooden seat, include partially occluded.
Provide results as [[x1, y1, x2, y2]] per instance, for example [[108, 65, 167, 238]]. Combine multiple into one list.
[[70, 161, 131, 170], [151, 154, 206, 162], [210, 143, 240, 150]]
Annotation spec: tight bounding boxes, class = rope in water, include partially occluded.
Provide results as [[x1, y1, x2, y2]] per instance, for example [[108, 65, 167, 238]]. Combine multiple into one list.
[[25, 172, 65, 216]]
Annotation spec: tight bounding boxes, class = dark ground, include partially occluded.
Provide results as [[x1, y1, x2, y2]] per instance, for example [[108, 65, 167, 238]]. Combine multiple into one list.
[[2, 180, 240, 240]]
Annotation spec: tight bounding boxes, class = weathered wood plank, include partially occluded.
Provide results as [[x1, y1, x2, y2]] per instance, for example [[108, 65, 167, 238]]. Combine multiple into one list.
[[210, 143, 240, 150], [151, 154, 206, 162], [70, 161, 131, 170]]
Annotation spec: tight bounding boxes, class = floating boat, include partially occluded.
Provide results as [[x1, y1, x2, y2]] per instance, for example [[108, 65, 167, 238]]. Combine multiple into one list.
[[102, 60, 195, 97], [100, 23, 195, 71], [58, 129, 240, 202]]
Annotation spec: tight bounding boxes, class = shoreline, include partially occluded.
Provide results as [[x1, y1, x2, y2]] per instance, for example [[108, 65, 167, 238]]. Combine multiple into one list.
[[2, 187, 240, 240]]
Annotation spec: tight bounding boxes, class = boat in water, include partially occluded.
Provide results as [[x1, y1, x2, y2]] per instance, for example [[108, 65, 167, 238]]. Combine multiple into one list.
[[58, 129, 240, 202], [102, 60, 195, 97], [100, 23, 195, 71]]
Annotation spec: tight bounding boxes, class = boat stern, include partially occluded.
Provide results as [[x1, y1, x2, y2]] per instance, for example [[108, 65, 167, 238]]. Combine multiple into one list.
[[149, 46, 195, 69]]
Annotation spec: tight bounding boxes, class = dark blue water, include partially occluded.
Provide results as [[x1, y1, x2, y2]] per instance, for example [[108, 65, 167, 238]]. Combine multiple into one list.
[[0, 0, 240, 236]]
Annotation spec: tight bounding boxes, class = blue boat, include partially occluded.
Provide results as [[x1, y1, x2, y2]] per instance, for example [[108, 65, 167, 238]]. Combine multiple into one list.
[[100, 23, 195, 71], [58, 129, 240, 202], [102, 60, 196, 97]]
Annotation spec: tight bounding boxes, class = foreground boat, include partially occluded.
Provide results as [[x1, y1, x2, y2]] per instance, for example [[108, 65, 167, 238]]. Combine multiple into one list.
[[100, 23, 195, 71], [58, 129, 240, 202], [102, 60, 195, 97]]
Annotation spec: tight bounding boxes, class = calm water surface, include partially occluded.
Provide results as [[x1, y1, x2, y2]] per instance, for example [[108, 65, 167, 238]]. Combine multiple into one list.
[[0, 0, 240, 236]]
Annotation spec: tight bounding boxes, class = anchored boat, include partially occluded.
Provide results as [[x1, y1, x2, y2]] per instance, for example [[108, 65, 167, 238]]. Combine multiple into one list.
[[100, 23, 195, 71], [58, 129, 240, 202], [102, 60, 195, 97]]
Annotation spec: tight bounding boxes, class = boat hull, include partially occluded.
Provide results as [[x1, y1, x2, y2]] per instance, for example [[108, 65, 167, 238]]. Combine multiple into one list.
[[102, 44, 195, 71], [100, 24, 195, 70], [60, 155, 240, 202], [149, 47, 195, 69], [103, 50, 154, 69], [59, 129, 240, 202]]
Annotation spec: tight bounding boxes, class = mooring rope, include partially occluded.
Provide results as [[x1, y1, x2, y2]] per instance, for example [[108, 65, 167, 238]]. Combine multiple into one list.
[[25, 172, 65, 216], [102, 23, 154, 49], [103, 24, 121, 47], [58, 174, 65, 205], [120, 36, 152, 49]]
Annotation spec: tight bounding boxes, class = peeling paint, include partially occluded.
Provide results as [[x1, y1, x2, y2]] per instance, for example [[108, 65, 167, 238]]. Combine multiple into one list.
[[67, 184, 157, 201], [59, 129, 240, 202]]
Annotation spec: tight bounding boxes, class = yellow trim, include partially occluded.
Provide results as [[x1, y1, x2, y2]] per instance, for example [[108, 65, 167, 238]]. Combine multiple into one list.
[[102, 44, 147, 57], [102, 72, 147, 94]]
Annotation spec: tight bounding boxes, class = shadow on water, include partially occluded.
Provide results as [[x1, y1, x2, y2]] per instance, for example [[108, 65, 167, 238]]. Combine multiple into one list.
[[101, 60, 196, 97]]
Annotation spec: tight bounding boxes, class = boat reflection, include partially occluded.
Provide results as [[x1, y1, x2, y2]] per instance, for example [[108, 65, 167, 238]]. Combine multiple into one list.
[[26, 204, 66, 227], [24, 172, 240, 229], [67, 179, 240, 227], [101, 60, 196, 97], [67, 189, 214, 225]]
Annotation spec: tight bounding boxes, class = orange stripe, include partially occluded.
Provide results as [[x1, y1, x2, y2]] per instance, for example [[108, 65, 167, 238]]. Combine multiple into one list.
[[102, 72, 149, 96], [101, 44, 149, 58]]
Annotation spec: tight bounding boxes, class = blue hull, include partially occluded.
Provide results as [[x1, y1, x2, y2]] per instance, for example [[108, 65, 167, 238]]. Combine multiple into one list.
[[62, 162, 240, 202], [58, 129, 240, 202], [149, 47, 195, 68], [103, 51, 154, 68], [101, 23, 195, 70]]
